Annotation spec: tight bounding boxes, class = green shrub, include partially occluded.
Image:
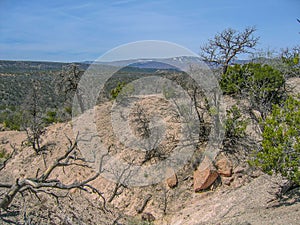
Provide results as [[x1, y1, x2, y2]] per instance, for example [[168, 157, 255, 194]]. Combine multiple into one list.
[[64, 106, 72, 115], [43, 110, 59, 124], [220, 64, 245, 95], [0, 148, 8, 165], [110, 82, 126, 99], [220, 63, 285, 119], [223, 105, 248, 150], [127, 217, 154, 225], [247, 63, 285, 104], [1, 110, 23, 131], [163, 85, 177, 99], [225, 105, 248, 139], [280, 47, 300, 78], [251, 96, 300, 184], [110, 81, 135, 101], [220, 63, 285, 98], [0, 148, 8, 159]]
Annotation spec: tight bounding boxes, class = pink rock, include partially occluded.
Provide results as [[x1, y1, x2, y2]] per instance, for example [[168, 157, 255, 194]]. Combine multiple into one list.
[[194, 156, 219, 192], [166, 170, 178, 188], [215, 155, 233, 177]]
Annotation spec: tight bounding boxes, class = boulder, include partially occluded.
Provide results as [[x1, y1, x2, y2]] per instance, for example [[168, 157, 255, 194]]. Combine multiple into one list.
[[215, 155, 232, 177], [194, 156, 218, 192]]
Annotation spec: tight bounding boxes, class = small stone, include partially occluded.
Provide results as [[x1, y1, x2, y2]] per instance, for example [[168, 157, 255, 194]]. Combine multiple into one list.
[[166, 169, 178, 188], [233, 166, 245, 174], [232, 177, 244, 188], [222, 176, 234, 186], [215, 154, 233, 177]]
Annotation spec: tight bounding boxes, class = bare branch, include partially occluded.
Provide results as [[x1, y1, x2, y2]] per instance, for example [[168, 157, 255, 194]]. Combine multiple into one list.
[[200, 26, 259, 74], [108, 161, 133, 203], [0, 145, 17, 172], [135, 194, 152, 214], [0, 134, 107, 211]]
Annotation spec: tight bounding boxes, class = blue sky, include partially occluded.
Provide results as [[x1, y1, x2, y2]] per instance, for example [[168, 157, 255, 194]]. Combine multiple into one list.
[[0, 0, 299, 62]]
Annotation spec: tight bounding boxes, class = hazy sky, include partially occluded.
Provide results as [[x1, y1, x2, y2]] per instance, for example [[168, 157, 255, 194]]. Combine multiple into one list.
[[0, 0, 299, 62]]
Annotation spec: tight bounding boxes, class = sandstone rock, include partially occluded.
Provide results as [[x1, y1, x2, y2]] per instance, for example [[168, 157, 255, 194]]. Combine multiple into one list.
[[194, 169, 219, 192], [166, 171, 178, 188], [194, 156, 219, 192], [215, 155, 232, 177]]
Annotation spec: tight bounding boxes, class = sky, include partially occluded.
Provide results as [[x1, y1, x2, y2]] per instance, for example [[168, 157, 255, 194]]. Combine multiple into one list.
[[0, 0, 299, 62]]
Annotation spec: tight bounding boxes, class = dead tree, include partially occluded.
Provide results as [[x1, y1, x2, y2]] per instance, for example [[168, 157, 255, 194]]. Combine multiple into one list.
[[200, 26, 259, 75], [108, 161, 133, 203], [22, 80, 46, 153], [0, 135, 107, 211], [191, 85, 210, 143], [131, 104, 151, 139], [55, 64, 85, 113], [130, 104, 167, 165]]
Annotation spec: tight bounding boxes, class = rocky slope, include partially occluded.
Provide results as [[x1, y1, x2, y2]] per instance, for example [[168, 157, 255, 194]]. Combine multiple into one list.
[[0, 79, 300, 224]]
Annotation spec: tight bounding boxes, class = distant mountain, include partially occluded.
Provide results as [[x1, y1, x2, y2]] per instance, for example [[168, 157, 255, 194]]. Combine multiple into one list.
[[128, 61, 179, 70], [0, 60, 89, 73], [89, 56, 203, 70], [0, 57, 256, 74], [232, 59, 252, 64]]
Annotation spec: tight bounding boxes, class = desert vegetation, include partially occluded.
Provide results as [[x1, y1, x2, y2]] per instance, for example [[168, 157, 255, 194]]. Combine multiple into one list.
[[0, 26, 299, 224]]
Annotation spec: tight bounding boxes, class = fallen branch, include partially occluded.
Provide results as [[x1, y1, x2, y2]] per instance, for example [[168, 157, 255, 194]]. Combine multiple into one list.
[[0, 134, 107, 211]]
